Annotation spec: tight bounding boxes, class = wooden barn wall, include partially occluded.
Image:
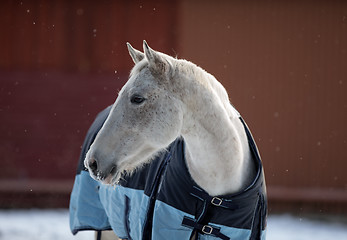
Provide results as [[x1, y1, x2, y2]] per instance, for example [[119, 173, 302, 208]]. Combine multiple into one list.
[[177, 0, 347, 213], [0, 0, 177, 208], [1, 0, 347, 214]]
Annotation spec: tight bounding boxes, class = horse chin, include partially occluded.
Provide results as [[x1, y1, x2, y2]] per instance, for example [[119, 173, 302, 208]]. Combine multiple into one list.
[[100, 171, 120, 185], [103, 163, 133, 186], [102, 174, 115, 185], [105, 166, 124, 185]]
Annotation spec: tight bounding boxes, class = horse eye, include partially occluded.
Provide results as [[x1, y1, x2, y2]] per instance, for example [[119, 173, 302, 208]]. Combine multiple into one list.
[[130, 95, 145, 104]]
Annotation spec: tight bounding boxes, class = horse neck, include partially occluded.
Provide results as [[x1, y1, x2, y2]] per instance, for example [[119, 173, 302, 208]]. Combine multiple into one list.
[[177, 68, 253, 196]]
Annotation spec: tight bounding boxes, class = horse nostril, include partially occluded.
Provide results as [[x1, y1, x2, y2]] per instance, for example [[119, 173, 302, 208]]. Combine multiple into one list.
[[89, 158, 98, 172]]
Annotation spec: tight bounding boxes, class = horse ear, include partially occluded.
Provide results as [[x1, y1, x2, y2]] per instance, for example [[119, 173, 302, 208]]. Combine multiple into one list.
[[127, 42, 144, 64], [143, 40, 172, 76]]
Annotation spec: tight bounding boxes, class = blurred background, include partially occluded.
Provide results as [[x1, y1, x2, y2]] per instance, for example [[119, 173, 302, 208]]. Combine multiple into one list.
[[0, 0, 346, 238]]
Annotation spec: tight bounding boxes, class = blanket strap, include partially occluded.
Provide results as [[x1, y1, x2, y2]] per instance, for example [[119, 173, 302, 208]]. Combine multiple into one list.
[[190, 186, 239, 210], [181, 186, 238, 240], [182, 217, 230, 240]]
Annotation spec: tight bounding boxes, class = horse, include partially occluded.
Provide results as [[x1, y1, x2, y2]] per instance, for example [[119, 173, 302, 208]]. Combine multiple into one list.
[[82, 41, 267, 240]]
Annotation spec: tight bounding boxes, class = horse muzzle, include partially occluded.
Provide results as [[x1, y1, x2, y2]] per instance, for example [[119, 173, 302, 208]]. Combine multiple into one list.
[[85, 156, 118, 185]]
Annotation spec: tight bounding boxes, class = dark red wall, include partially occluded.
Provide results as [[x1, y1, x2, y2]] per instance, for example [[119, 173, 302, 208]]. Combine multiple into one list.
[[0, 0, 178, 207]]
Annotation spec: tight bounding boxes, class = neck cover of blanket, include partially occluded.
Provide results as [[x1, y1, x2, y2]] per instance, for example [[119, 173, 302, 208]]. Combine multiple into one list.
[[69, 106, 267, 240]]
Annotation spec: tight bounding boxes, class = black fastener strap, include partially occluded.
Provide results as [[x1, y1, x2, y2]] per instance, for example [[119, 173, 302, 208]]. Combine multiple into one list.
[[190, 186, 238, 209], [182, 217, 230, 240]]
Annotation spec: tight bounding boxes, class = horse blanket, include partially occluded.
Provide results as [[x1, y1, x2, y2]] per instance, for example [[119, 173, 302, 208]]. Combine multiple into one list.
[[69, 106, 267, 240]]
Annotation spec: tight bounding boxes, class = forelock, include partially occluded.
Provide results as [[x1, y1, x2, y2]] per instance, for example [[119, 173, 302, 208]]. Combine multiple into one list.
[[130, 59, 148, 77]]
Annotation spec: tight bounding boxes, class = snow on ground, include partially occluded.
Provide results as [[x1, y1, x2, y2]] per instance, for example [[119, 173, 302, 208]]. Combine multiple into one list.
[[267, 214, 347, 240], [0, 209, 346, 240], [0, 209, 93, 240]]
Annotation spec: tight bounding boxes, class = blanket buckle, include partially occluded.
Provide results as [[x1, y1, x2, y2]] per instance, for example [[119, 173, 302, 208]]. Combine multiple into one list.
[[202, 225, 213, 234], [211, 197, 223, 206]]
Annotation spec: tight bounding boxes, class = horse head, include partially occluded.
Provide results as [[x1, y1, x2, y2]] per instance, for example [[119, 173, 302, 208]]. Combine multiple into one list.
[[85, 41, 183, 184]]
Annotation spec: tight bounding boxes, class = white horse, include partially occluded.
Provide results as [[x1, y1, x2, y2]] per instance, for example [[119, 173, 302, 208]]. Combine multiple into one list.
[[85, 41, 255, 196], [84, 41, 266, 240]]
